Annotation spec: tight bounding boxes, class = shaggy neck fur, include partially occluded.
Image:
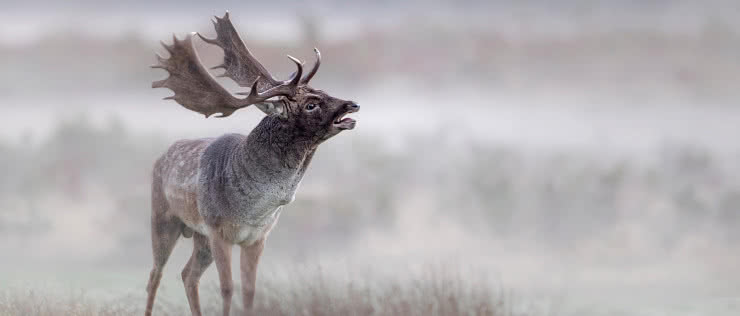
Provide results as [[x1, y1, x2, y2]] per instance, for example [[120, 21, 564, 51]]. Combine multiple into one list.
[[235, 115, 318, 182]]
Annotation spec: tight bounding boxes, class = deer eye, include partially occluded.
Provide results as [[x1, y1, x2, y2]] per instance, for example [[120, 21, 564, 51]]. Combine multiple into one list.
[[305, 103, 318, 111]]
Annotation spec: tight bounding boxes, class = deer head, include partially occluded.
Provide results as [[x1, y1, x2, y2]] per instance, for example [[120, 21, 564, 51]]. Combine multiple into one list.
[[152, 12, 359, 142]]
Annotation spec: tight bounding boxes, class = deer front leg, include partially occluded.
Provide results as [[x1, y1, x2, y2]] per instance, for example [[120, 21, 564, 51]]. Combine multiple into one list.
[[210, 233, 234, 316], [240, 239, 265, 313]]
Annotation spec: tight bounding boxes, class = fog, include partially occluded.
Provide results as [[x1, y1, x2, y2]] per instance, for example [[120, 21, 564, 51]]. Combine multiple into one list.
[[1, 1, 739, 315]]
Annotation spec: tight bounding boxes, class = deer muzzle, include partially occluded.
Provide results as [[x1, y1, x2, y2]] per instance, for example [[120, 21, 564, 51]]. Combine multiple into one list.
[[333, 102, 359, 130]]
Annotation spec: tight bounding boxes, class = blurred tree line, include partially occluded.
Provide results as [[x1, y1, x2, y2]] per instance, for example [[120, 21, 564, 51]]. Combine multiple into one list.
[[1, 116, 739, 264]]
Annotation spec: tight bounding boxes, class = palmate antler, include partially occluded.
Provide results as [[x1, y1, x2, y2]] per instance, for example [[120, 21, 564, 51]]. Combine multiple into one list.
[[152, 12, 321, 118]]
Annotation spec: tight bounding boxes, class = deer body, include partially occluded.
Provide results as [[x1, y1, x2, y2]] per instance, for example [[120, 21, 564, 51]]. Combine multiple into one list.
[[144, 12, 358, 316], [155, 119, 314, 244]]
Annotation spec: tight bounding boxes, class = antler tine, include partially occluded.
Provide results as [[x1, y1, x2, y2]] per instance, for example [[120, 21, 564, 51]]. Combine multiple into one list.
[[150, 53, 167, 70], [301, 48, 321, 84], [159, 40, 174, 54], [286, 55, 304, 87], [197, 32, 218, 45], [219, 10, 230, 21]]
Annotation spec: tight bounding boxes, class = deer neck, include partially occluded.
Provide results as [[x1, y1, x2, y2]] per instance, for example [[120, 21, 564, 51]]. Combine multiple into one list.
[[235, 116, 317, 183]]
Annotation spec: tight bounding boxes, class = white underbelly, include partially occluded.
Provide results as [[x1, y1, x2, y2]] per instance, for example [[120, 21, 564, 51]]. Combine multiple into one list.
[[238, 206, 281, 243], [201, 206, 282, 245]]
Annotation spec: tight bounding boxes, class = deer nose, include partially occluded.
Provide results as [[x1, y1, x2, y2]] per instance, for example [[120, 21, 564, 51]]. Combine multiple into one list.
[[347, 102, 360, 111]]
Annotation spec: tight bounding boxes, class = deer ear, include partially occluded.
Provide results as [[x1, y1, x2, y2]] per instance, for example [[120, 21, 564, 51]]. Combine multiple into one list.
[[254, 101, 287, 118]]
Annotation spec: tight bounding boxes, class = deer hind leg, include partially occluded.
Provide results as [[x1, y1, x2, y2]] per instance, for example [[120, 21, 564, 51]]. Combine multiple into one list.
[[210, 233, 234, 316], [145, 197, 183, 315], [181, 233, 213, 316], [240, 239, 265, 312]]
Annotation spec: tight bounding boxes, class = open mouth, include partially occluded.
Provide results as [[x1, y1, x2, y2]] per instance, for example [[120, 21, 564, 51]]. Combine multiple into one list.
[[333, 106, 359, 130]]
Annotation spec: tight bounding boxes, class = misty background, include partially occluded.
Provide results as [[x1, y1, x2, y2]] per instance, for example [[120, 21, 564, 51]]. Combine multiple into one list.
[[1, 1, 740, 315]]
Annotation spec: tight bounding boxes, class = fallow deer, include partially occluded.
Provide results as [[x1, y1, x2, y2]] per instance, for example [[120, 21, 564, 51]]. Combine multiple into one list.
[[145, 12, 359, 316]]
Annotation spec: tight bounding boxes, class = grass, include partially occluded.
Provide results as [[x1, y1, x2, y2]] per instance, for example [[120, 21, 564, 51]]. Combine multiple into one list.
[[0, 268, 512, 316]]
